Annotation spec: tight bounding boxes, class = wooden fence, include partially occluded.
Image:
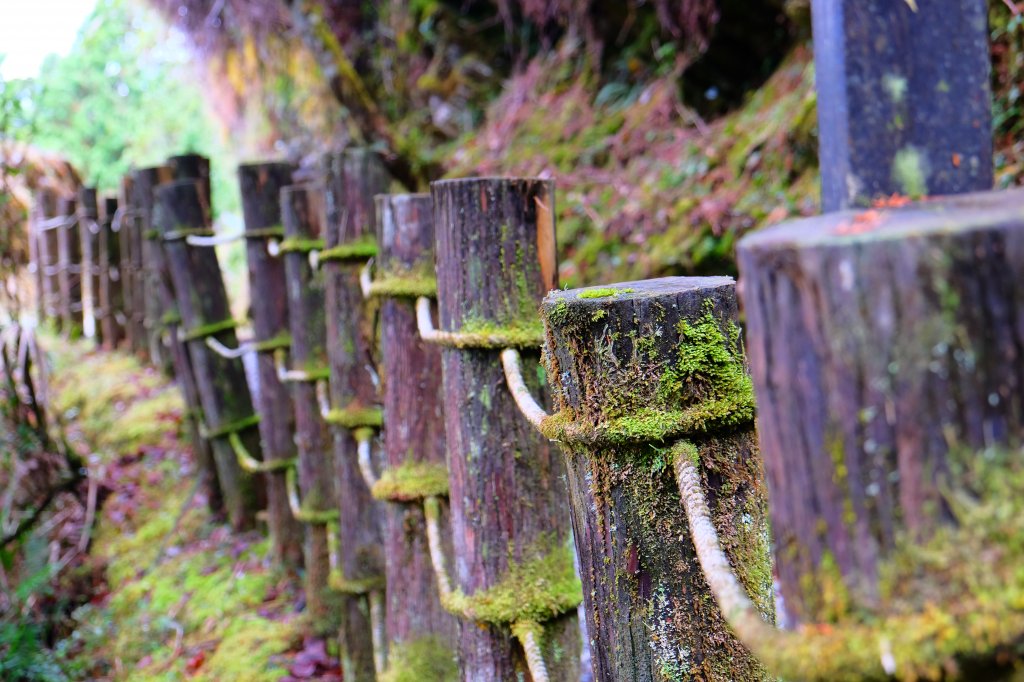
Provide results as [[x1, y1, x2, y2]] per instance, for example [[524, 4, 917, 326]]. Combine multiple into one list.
[[23, 2, 1024, 680]]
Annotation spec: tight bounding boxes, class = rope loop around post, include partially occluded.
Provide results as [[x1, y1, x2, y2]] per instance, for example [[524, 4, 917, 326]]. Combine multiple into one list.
[[185, 230, 245, 247], [273, 348, 332, 383], [285, 466, 339, 525], [415, 297, 545, 349], [199, 413, 260, 441], [359, 260, 438, 300], [228, 432, 296, 474], [162, 227, 216, 242], [317, 237, 377, 265], [179, 317, 239, 343], [500, 348, 550, 431]]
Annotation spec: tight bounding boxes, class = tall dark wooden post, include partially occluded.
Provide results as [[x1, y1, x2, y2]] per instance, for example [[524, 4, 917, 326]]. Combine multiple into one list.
[[98, 196, 126, 349], [322, 149, 388, 680], [118, 175, 143, 354], [431, 177, 581, 680], [370, 193, 458, 679], [812, 0, 992, 210], [160, 156, 224, 517], [155, 179, 260, 531], [132, 165, 173, 365], [279, 182, 335, 630], [238, 161, 304, 568], [56, 196, 83, 336], [737, 189, 1024, 678], [77, 187, 101, 343], [540, 278, 772, 681], [35, 189, 61, 327]]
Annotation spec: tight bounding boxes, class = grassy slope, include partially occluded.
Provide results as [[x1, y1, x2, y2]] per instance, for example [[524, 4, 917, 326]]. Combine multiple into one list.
[[48, 341, 304, 682]]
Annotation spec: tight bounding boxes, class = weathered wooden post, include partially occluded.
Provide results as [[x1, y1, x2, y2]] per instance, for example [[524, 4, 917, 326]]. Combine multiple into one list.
[[118, 174, 145, 355], [77, 187, 101, 342], [321, 149, 388, 680], [535, 279, 771, 681], [278, 182, 336, 629], [155, 179, 260, 531], [133, 165, 173, 364], [28, 195, 45, 324], [98, 196, 126, 349], [237, 161, 303, 568], [56, 196, 83, 336], [34, 189, 61, 327], [427, 177, 581, 680], [158, 156, 225, 518], [367, 193, 458, 679], [812, 0, 992, 209]]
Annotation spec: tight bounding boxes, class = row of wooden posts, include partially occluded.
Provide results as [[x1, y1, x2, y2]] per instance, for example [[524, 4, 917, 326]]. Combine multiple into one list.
[[24, 4, 1024, 678]]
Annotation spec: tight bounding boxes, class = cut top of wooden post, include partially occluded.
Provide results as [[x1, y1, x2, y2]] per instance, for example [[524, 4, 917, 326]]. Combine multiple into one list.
[[432, 177, 557, 333], [375, 192, 434, 279], [168, 154, 211, 204], [812, 0, 992, 210], [323, 148, 390, 247]]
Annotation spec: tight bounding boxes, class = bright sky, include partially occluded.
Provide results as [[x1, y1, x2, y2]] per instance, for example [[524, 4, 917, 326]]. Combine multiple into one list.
[[0, 0, 98, 79]]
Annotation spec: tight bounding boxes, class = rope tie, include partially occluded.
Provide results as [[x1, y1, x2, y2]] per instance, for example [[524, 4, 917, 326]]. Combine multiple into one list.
[[199, 413, 260, 441], [359, 260, 438, 300], [162, 227, 215, 242], [186, 231, 244, 247], [415, 297, 545, 349], [205, 332, 290, 359], [317, 237, 376, 265], [179, 318, 239, 343], [228, 432, 296, 473], [285, 466, 338, 524], [273, 349, 331, 383]]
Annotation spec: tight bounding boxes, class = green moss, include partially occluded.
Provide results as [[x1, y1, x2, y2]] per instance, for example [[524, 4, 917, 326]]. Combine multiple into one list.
[[379, 636, 458, 682], [369, 274, 438, 298], [180, 317, 238, 342], [443, 316, 546, 349], [371, 460, 449, 501], [252, 330, 292, 353], [328, 570, 386, 595], [578, 287, 635, 299], [442, 534, 582, 625], [277, 237, 325, 253], [319, 237, 377, 262], [323, 405, 383, 429], [197, 617, 295, 682]]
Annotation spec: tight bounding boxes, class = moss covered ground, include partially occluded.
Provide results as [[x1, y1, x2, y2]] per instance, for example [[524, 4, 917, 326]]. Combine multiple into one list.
[[46, 339, 323, 681]]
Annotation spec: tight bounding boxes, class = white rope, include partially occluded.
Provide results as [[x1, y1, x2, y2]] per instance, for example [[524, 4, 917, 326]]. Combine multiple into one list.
[[186, 230, 244, 247], [205, 335, 253, 359], [369, 589, 387, 676], [315, 379, 332, 419], [356, 430, 378, 489], [500, 348, 549, 431], [416, 296, 443, 343], [520, 629, 550, 682], [359, 259, 373, 299], [423, 495, 453, 600]]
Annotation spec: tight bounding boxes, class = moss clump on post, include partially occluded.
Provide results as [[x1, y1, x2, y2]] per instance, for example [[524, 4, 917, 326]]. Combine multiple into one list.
[[379, 636, 459, 682], [370, 460, 449, 501]]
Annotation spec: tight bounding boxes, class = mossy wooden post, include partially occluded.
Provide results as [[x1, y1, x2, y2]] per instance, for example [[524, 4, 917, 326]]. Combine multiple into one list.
[[735, 190, 1024, 677], [812, 0, 991, 210], [322, 148, 388, 680], [432, 177, 581, 680], [162, 156, 224, 517], [34, 188, 61, 327], [540, 278, 772, 681], [280, 182, 335, 628], [77, 187, 101, 343], [239, 161, 303, 568], [372, 193, 458, 679], [132, 165, 173, 366], [155, 179, 260, 531], [98, 196, 126, 350], [56, 196, 83, 336], [119, 174, 143, 354]]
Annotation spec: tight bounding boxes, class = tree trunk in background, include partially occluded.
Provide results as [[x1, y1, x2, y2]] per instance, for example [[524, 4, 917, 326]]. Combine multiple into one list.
[[239, 161, 304, 569], [432, 177, 581, 680], [155, 179, 260, 531], [738, 188, 1024, 628], [541, 277, 772, 682], [56, 196, 82, 336], [281, 182, 335, 630], [322, 149, 388, 681], [132, 165, 173, 368], [374, 193, 458, 678]]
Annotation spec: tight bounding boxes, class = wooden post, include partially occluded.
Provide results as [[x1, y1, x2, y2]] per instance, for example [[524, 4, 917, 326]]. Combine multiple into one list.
[[539, 278, 772, 681], [238, 161, 303, 568], [28, 194, 45, 323], [322, 149, 388, 680], [155, 179, 260, 531], [370, 193, 458, 678], [812, 0, 992, 210], [279, 182, 335, 629], [77, 187, 101, 343], [34, 189, 61, 327], [431, 177, 581, 680], [98, 196, 126, 349], [735, 190, 1024, 677], [118, 175, 143, 354], [132, 165, 173, 365], [160, 156, 225, 518], [56, 196, 83, 336]]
